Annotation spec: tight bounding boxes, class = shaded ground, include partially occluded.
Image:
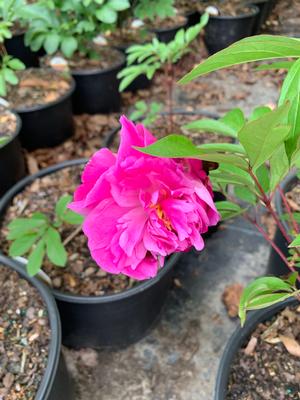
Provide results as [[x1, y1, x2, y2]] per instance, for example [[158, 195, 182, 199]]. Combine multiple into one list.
[[63, 219, 269, 400]]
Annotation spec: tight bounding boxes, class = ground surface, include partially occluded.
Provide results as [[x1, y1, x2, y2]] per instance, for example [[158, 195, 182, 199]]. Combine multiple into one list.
[[63, 218, 269, 400], [30, 1, 300, 398]]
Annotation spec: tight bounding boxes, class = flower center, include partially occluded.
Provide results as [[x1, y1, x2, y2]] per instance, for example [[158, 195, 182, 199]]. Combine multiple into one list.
[[152, 203, 173, 230]]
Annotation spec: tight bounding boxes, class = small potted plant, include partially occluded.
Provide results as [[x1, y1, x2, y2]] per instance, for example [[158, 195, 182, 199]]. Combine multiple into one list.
[[142, 33, 300, 400], [202, 1, 259, 54], [25, 0, 129, 114], [134, 0, 188, 43], [0, 116, 220, 348], [0, 254, 74, 399], [1, 0, 40, 67]]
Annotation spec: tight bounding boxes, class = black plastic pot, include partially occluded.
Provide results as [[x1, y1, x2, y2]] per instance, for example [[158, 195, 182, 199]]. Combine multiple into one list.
[[250, 0, 272, 34], [186, 10, 201, 27], [13, 74, 75, 151], [115, 43, 152, 92], [0, 158, 182, 348], [268, 172, 298, 277], [151, 17, 188, 43], [0, 254, 74, 399], [0, 113, 26, 197], [204, 5, 259, 55], [215, 297, 297, 399], [71, 49, 125, 114], [5, 33, 39, 68]]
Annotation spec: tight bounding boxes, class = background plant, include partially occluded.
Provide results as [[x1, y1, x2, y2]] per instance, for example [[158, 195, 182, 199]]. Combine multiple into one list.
[[133, 0, 175, 22], [23, 0, 130, 58], [130, 100, 163, 126], [118, 12, 209, 131], [136, 35, 300, 324], [7, 195, 83, 276]]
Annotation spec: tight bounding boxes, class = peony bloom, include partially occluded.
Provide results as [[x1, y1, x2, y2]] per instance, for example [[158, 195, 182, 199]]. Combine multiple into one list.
[[69, 116, 220, 280]]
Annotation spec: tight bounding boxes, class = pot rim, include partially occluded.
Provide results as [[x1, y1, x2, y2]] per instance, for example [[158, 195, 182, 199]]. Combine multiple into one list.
[[0, 109, 22, 149], [70, 48, 125, 76], [12, 69, 76, 113], [214, 297, 298, 400], [0, 254, 61, 400], [149, 15, 188, 34], [209, 4, 259, 20], [0, 158, 182, 303]]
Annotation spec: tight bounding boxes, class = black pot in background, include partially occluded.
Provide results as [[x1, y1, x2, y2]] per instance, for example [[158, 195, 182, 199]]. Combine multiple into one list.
[[0, 158, 182, 348], [0, 255, 74, 399], [204, 5, 259, 54], [186, 10, 201, 27], [151, 16, 188, 43], [214, 298, 297, 399], [71, 49, 125, 114], [0, 113, 26, 197], [115, 43, 152, 92], [5, 33, 39, 68], [268, 172, 298, 277], [250, 0, 272, 34], [13, 74, 75, 151]]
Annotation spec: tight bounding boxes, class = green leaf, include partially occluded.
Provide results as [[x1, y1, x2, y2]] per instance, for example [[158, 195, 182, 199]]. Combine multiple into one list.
[[256, 60, 295, 71], [55, 195, 72, 218], [9, 233, 39, 257], [7, 218, 47, 240], [269, 144, 289, 190], [61, 37, 77, 58], [238, 103, 291, 169], [221, 108, 245, 133], [234, 187, 257, 205], [3, 68, 18, 85], [179, 35, 300, 84], [184, 119, 237, 137], [255, 164, 270, 193], [215, 201, 245, 220], [289, 234, 300, 247], [249, 106, 272, 121], [107, 0, 130, 11], [45, 227, 67, 267], [239, 276, 295, 325], [95, 6, 117, 23], [44, 32, 60, 54], [7, 58, 25, 70], [27, 239, 46, 277], [61, 210, 84, 225]]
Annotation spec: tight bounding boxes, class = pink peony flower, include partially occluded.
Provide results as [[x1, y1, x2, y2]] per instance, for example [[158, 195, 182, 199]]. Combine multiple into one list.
[[69, 116, 220, 280]]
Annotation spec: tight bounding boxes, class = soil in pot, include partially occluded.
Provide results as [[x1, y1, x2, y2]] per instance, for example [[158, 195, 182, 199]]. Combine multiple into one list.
[[0, 165, 137, 297], [0, 107, 18, 147], [147, 14, 187, 30], [5, 68, 72, 110], [105, 24, 153, 49], [207, 3, 254, 17], [227, 304, 300, 399], [175, 0, 202, 15], [0, 263, 50, 399]]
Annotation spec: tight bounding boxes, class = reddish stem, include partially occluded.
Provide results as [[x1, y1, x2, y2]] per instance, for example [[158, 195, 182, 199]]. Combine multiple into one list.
[[278, 185, 299, 234]]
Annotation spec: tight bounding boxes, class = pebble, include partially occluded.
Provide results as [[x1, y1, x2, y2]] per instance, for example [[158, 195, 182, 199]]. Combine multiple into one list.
[[3, 373, 14, 388], [52, 277, 62, 288], [83, 267, 96, 277], [26, 307, 36, 320]]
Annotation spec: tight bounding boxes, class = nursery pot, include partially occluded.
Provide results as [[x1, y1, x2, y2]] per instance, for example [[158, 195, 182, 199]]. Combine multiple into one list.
[[0, 113, 26, 197], [0, 254, 74, 400], [186, 10, 201, 27], [151, 16, 188, 43], [204, 5, 259, 54], [5, 33, 39, 68], [14, 76, 75, 151], [268, 172, 298, 277], [0, 158, 182, 349], [71, 50, 125, 114], [250, 0, 272, 34], [214, 297, 298, 400]]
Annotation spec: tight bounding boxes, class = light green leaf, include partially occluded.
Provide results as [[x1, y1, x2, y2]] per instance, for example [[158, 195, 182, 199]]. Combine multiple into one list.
[[61, 37, 78, 58], [108, 0, 130, 11], [249, 106, 272, 121], [44, 32, 60, 54], [45, 227, 67, 267], [269, 144, 289, 190], [216, 200, 245, 220], [9, 233, 39, 257], [256, 60, 295, 71], [179, 35, 300, 84], [27, 239, 46, 277], [7, 218, 47, 240], [95, 6, 117, 23], [289, 235, 300, 247], [184, 119, 237, 137], [234, 187, 257, 204]]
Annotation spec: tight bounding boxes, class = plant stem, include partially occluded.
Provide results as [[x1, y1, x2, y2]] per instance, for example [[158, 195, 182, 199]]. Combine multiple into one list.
[[63, 225, 82, 246], [248, 166, 292, 244], [278, 185, 299, 234], [165, 62, 174, 133]]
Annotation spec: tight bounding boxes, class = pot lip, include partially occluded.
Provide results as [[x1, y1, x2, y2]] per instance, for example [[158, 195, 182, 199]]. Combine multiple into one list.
[[0, 109, 22, 150], [275, 169, 298, 231], [214, 297, 298, 400], [149, 15, 188, 33], [209, 4, 259, 20], [0, 157, 182, 304], [70, 48, 125, 76], [0, 254, 61, 400], [12, 69, 76, 114]]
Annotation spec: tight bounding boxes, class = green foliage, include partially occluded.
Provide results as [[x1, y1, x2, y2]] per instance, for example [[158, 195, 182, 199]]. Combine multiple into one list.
[[130, 100, 163, 126], [118, 13, 209, 91], [0, 55, 25, 96], [134, 0, 175, 21], [23, 0, 130, 58], [239, 276, 299, 326], [0, 135, 10, 147], [289, 234, 300, 248], [7, 195, 83, 276]]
